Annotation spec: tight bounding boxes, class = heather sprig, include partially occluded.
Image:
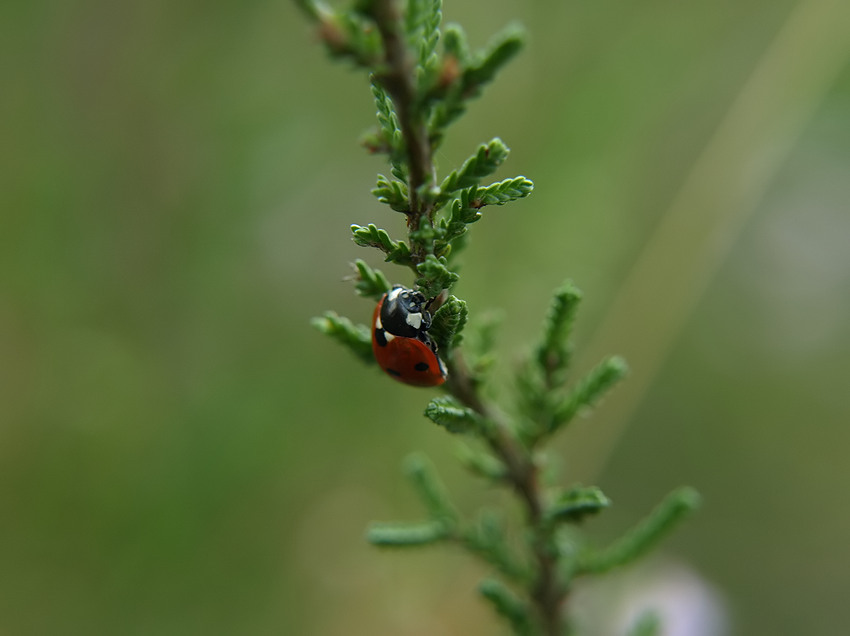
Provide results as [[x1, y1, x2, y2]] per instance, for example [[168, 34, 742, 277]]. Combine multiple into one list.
[[298, 2, 698, 633]]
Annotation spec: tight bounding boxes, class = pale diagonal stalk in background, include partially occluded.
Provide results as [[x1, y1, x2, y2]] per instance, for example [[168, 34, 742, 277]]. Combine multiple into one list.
[[567, 0, 850, 479]]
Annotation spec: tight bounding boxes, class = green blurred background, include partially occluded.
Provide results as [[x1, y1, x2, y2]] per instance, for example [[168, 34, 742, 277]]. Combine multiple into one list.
[[2, 0, 849, 634]]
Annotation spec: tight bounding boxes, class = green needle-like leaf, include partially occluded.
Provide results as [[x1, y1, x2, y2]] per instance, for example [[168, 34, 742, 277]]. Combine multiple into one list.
[[433, 187, 483, 257], [476, 176, 534, 206], [404, 453, 458, 525], [462, 511, 528, 583], [577, 487, 701, 575], [463, 25, 525, 90], [416, 254, 459, 297], [455, 442, 506, 481], [546, 486, 611, 524], [351, 223, 414, 266], [353, 259, 391, 299], [551, 356, 628, 435], [404, 0, 425, 43], [442, 23, 470, 65], [370, 80, 405, 163], [307, 7, 382, 68], [367, 520, 450, 547], [478, 578, 535, 636], [427, 24, 523, 145], [417, 0, 442, 70], [425, 396, 480, 434], [351, 222, 394, 250], [430, 295, 468, 352], [537, 281, 583, 386], [372, 174, 409, 212], [439, 138, 510, 197], [311, 311, 374, 364]]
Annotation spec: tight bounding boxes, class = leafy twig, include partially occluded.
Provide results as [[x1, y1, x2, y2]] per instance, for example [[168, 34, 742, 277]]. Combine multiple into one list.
[[298, 2, 698, 634]]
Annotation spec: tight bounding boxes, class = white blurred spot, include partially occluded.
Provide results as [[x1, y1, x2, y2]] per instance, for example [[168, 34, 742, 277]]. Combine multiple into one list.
[[572, 559, 729, 636]]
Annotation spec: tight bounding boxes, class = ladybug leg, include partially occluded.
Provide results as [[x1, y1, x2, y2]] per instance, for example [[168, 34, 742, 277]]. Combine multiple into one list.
[[418, 331, 439, 354]]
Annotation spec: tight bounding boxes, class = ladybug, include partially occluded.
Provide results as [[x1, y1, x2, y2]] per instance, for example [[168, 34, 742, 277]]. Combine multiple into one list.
[[372, 286, 447, 387]]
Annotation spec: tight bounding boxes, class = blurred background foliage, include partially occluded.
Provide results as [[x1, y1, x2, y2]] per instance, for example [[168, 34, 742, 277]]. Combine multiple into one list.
[[2, 0, 849, 634]]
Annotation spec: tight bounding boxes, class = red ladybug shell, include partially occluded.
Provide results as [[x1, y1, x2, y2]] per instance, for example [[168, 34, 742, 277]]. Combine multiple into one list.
[[372, 292, 447, 387]]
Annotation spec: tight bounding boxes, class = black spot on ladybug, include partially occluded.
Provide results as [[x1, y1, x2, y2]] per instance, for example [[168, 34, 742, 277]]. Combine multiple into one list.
[[374, 328, 388, 347], [414, 362, 430, 372], [386, 368, 401, 377]]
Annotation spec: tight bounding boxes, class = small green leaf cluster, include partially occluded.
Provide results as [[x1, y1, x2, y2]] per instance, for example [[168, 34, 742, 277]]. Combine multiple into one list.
[[429, 23, 526, 148], [358, 135, 531, 291], [352, 258, 391, 300], [295, 0, 382, 66], [310, 311, 374, 364], [429, 295, 467, 353], [351, 223, 413, 267], [516, 282, 630, 447], [424, 395, 479, 434], [297, 0, 532, 300], [369, 453, 530, 586]]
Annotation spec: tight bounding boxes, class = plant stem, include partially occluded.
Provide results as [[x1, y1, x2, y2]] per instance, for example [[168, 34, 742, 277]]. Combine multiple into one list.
[[369, 0, 436, 256], [449, 353, 566, 634], [305, 3, 698, 634], [369, 3, 565, 630]]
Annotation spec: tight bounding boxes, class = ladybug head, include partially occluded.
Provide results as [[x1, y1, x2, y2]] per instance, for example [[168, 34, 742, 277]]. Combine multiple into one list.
[[381, 286, 433, 337]]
